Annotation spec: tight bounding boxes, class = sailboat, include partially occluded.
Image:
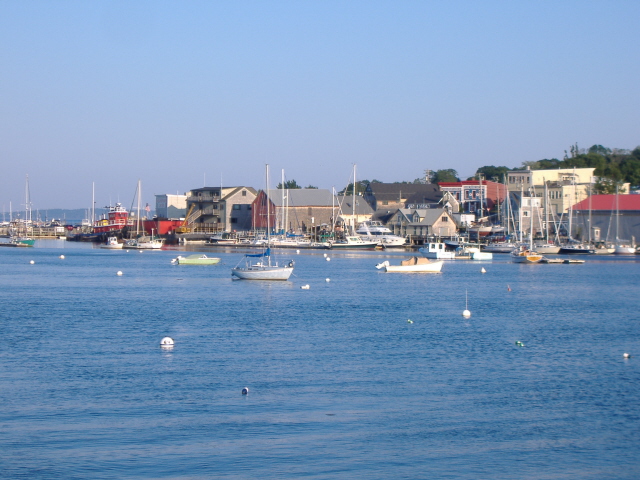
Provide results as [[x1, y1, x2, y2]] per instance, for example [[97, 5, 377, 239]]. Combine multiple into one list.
[[511, 188, 543, 263], [10, 175, 35, 246], [613, 186, 635, 254], [231, 165, 295, 280], [125, 180, 164, 249]]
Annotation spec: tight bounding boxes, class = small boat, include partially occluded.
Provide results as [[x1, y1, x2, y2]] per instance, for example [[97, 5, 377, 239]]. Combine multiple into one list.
[[171, 254, 221, 265], [231, 247, 294, 280], [126, 235, 165, 249], [482, 241, 518, 253], [10, 236, 35, 247], [534, 243, 561, 254], [0, 238, 33, 247], [100, 236, 123, 249], [206, 232, 240, 245], [418, 241, 456, 259], [376, 257, 443, 273], [613, 244, 636, 255], [510, 245, 543, 264]]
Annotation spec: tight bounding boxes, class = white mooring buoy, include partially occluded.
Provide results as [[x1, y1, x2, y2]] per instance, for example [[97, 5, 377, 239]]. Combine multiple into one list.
[[116, 271, 123, 276], [325, 278, 330, 282], [60, 255, 65, 259], [326, 257, 331, 262], [462, 289, 471, 318], [160, 337, 174, 347], [623, 353, 631, 359], [481, 267, 486, 273], [242, 387, 249, 395], [301, 284, 310, 289]]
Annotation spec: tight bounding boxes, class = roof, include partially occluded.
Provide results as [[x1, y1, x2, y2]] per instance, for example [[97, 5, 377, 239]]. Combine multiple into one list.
[[365, 183, 441, 202], [335, 195, 374, 216], [573, 194, 640, 211], [395, 207, 452, 225], [267, 189, 335, 207]]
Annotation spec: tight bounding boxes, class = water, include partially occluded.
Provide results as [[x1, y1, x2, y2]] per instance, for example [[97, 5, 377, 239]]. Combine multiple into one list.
[[1, 241, 639, 479]]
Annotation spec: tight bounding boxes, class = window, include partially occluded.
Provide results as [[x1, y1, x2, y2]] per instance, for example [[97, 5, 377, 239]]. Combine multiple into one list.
[[233, 204, 241, 210], [442, 216, 448, 222], [242, 190, 247, 196], [231, 218, 238, 224]]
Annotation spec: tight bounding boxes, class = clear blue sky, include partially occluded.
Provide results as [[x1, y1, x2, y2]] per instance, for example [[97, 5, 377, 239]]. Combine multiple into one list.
[[1, 0, 638, 209]]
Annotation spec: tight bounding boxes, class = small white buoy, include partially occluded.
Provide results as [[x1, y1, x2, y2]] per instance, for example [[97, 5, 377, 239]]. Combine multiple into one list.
[[323, 253, 327, 258], [242, 387, 249, 395], [407, 319, 413, 324], [29, 260, 35, 264], [623, 353, 631, 359], [116, 271, 123, 276], [462, 309, 471, 318], [325, 278, 330, 282], [481, 267, 486, 273], [59, 255, 65, 259], [301, 284, 310, 289], [296, 249, 300, 254], [507, 285, 511, 292], [160, 336, 174, 347], [326, 257, 331, 262]]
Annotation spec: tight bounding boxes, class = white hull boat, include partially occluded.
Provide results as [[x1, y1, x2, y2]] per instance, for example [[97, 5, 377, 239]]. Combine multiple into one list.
[[419, 242, 456, 259], [100, 236, 123, 249], [511, 246, 543, 264], [376, 257, 443, 273], [231, 248, 294, 280]]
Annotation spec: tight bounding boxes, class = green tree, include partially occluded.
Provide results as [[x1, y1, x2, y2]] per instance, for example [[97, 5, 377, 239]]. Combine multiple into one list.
[[431, 169, 459, 183], [276, 179, 301, 189], [475, 166, 511, 182]]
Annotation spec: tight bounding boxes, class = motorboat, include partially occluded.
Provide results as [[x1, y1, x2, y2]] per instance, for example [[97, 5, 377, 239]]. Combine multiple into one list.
[[100, 236, 123, 249], [418, 241, 456, 259], [482, 242, 518, 253], [356, 221, 406, 247], [126, 235, 165, 249], [206, 232, 239, 245], [171, 254, 220, 265], [375, 257, 444, 273], [328, 236, 378, 249]]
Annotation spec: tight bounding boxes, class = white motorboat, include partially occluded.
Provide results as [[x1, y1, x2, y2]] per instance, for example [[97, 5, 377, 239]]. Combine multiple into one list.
[[375, 257, 444, 273], [418, 241, 456, 259], [356, 221, 406, 247], [171, 254, 220, 265], [100, 236, 123, 249], [482, 242, 519, 253], [206, 232, 239, 245], [126, 235, 165, 249]]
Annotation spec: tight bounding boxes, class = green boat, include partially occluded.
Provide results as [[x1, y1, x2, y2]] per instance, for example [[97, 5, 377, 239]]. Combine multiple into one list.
[[171, 254, 220, 265]]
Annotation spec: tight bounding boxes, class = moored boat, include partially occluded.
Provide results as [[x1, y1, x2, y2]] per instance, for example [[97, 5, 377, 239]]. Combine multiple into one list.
[[375, 257, 444, 273], [99, 236, 123, 249], [328, 236, 378, 249], [171, 254, 220, 265], [510, 245, 543, 263], [418, 241, 456, 259]]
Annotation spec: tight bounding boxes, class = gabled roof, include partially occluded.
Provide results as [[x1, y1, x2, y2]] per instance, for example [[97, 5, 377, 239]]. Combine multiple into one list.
[[267, 189, 335, 207], [366, 183, 441, 202], [223, 186, 257, 200], [336, 195, 374, 216], [393, 207, 452, 225], [573, 194, 640, 211]]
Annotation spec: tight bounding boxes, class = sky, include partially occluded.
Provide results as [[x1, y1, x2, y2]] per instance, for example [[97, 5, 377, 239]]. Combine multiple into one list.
[[1, 1, 639, 210]]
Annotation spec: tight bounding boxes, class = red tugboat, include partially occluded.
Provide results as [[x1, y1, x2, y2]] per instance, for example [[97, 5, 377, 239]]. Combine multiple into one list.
[[93, 203, 132, 235]]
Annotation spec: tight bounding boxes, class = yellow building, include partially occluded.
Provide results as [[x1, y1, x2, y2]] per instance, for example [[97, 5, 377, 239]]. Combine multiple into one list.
[[507, 167, 596, 214]]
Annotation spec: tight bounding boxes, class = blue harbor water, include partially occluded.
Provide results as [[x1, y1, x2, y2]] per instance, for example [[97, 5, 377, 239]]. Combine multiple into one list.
[[1, 241, 639, 479]]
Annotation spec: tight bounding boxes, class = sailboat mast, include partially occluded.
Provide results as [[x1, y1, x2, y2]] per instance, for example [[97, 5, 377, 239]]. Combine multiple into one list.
[[266, 164, 270, 241], [352, 164, 357, 235]]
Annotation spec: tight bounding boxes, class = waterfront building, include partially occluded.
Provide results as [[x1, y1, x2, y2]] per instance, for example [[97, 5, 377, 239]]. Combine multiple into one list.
[[386, 207, 457, 240], [155, 194, 187, 219], [438, 180, 508, 217], [186, 186, 257, 234]]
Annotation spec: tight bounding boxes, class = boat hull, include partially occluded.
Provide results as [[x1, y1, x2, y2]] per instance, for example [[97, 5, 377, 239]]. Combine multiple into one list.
[[173, 255, 221, 265], [231, 266, 293, 280]]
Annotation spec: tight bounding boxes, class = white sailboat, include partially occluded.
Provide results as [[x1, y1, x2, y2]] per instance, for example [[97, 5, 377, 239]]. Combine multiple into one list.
[[231, 165, 294, 280], [613, 186, 635, 254], [511, 188, 542, 263]]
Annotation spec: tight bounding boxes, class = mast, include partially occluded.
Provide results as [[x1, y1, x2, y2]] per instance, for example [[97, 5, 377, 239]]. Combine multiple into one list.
[[266, 164, 270, 243], [544, 179, 549, 244], [136, 180, 141, 235], [352, 164, 357, 235], [615, 184, 620, 243]]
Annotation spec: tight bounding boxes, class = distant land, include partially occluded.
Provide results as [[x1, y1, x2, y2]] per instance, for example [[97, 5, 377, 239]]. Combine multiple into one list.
[[3, 208, 155, 226]]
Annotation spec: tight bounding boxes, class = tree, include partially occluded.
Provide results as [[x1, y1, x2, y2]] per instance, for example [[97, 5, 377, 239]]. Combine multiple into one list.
[[475, 166, 511, 182], [304, 184, 318, 189], [276, 179, 301, 189], [431, 169, 459, 183], [339, 179, 379, 195]]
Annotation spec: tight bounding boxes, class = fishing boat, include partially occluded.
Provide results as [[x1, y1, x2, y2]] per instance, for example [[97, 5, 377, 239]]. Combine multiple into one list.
[[375, 257, 443, 273], [99, 236, 123, 249], [418, 241, 456, 259], [231, 165, 295, 280], [171, 254, 220, 265]]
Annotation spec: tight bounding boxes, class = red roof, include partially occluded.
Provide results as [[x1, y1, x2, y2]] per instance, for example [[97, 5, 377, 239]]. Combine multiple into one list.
[[573, 194, 640, 211]]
